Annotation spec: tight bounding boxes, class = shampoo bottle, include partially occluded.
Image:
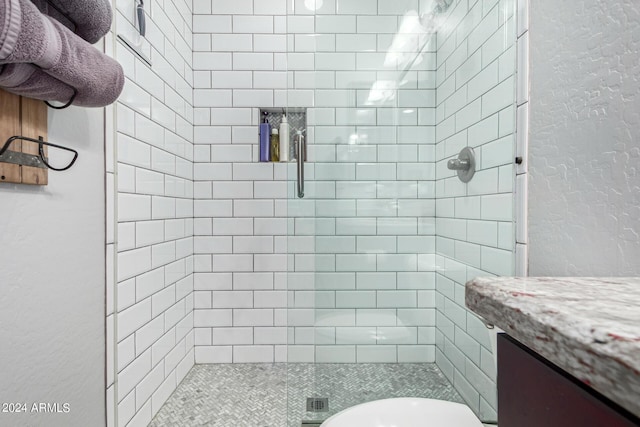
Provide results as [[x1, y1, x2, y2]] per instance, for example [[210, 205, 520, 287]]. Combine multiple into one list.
[[259, 112, 270, 162], [279, 113, 290, 162], [270, 128, 280, 162]]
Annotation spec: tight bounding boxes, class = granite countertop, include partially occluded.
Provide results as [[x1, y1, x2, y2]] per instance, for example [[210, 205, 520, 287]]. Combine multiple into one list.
[[465, 277, 640, 418]]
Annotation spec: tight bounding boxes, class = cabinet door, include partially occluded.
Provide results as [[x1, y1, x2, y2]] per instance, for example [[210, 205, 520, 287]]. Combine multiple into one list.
[[498, 334, 640, 427]]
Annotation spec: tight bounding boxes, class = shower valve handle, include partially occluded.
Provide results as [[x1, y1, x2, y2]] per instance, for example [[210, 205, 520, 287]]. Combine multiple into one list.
[[447, 158, 470, 171], [448, 147, 476, 183]]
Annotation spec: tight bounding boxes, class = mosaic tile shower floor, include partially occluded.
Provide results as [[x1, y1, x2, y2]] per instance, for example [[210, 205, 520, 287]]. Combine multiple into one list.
[[149, 363, 464, 427]]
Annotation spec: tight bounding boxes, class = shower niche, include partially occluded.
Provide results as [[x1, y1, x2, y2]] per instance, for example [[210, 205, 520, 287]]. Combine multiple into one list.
[[258, 108, 307, 163]]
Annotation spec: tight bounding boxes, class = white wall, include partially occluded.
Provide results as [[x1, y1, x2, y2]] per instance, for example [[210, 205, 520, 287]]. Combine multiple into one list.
[[192, 0, 438, 365], [108, 0, 195, 426], [0, 107, 106, 426], [434, 0, 516, 421], [528, 0, 640, 276]]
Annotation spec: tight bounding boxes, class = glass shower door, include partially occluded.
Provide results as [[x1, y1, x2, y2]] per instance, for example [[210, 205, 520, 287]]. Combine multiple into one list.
[[285, 0, 447, 425], [286, 0, 517, 425]]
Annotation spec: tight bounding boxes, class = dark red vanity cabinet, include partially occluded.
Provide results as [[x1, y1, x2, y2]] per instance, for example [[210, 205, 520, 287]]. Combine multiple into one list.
[[497, 334, 640, 427]]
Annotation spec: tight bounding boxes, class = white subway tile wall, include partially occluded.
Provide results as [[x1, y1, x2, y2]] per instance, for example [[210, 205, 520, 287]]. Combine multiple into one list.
[[193, 0, 440, 366], [434, 0, 516, 421], [110, 0, 195, 426]]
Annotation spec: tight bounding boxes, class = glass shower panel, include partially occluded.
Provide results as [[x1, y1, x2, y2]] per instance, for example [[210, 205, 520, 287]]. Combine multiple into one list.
[[286, 0, 517, 425], [286, 0, 443, 425]]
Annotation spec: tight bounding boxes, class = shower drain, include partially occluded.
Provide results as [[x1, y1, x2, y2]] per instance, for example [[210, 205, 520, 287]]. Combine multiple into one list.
[[306, 397, 329, 412]]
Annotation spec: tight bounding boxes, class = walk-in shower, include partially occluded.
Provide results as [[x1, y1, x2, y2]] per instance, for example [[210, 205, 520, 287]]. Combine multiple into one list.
[[111, 0, 517, 424]]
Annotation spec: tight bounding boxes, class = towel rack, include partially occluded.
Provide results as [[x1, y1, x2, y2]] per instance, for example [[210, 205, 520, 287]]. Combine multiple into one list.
[[0, 89, 78, 185], [0, 91, 50, 185], [0, 136, 78, 172]]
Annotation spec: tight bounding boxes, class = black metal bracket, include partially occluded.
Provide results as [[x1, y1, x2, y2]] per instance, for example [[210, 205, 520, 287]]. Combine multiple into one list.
[[0, 136, 78, 172], [44, 88, 78, 110]]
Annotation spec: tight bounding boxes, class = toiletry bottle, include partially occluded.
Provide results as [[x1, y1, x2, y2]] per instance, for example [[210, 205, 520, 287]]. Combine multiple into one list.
[[270, 128, 280, 162], [259, 112, 270, 162], [279, 113, 290, 162]]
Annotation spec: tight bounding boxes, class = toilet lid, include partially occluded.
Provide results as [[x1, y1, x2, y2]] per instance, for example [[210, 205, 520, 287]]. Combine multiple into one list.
[[321, 397, 483, 427]]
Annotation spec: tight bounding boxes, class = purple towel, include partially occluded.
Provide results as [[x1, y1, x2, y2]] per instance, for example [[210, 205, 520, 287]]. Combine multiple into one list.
[[30, 0, 112, 44], [29, 0, 77, 38], [0, 0, 124, 107], [0, 0, 58, 67], [0, 63, 75, 103], [0, 63, 117, 107]]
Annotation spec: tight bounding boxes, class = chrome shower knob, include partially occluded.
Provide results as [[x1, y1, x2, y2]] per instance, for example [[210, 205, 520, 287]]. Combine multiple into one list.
[[447, 147, 476, 183], [447, 158, 471, 171]]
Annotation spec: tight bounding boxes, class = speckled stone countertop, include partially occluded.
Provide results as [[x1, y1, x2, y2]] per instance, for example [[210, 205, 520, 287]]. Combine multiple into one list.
[[465, 277, 640, 418]]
